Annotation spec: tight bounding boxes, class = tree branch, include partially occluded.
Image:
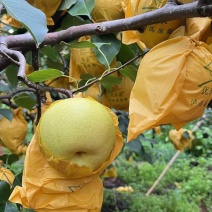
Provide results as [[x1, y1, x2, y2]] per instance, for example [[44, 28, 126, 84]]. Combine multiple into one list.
[[2, 2, 211, 49]]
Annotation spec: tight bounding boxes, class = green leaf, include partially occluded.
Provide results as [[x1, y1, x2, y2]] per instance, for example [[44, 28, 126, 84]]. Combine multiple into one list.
[[5, 65, 19, 88], [0, 83, 10, 92], [13, 173, 23, 187], [119, 65, 137, 82], [68, 0, 95, 19], [0, 109, 13, 122], [94, 43, 111, 49], [78, 79, 88, 92], [0, 181, 11, 202], [22, 208, 35, 212], [127, 139, 142, 154], [0, 154, 19, 165], [27, 69, 63, 83], [58, 0, 77, 10], [60, 15, 86, 29], [80, 73, 95, 80], [40, 46, 59, 61], [4, 202, 18, 212], [182, 131, 190, 140], [45, 59, 64, 71], [62, 40, 110, 50], [63, 40, 96, 49], [139, 136, 156, 144], [0, 0, 48, 46], [100, 76, 122, 91], [13, 93, 36, 110], [117, 43, 136, 64], [0, 202, 6, 212], [92, 34, 121, 67]]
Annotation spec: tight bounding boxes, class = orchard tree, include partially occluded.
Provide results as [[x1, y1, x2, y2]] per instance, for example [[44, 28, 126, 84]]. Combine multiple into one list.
[[0, 0, 211, 211]]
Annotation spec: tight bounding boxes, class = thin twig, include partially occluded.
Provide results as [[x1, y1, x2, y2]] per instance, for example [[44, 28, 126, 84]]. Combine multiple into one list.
[[0, 51, 20, 66], [72, 50, 149, 94], [31, 49, 39, 71], [22, 77, 73, 98], [58, 51, 69, 75], [145, 150, 181, 196], [35, 88, 42, 126], [0, 47, 26, 80]]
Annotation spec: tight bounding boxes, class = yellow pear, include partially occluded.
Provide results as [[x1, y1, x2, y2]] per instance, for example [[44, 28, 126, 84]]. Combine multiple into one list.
[[0, 108, 28, 155], [39, 98, 116, 171]]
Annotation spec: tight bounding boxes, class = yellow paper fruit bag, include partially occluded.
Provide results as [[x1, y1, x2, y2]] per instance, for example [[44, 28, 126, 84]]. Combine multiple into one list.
[[201, 18, 212, 51], [122, 0, 182, 49], [69, 36, 116, 101], [169, 128, 194, 151], [179, 0, 195, 3], [103, 166, 117, 178], [82, 83, 102, 102], [9, 98, 123, 211], [70, 36, 117, 83], [0, 166, 15, 186], [45, 77, 70, 89], [91, 0, 124, 22], [128, 20, 212, 141], [0, 14, 22, 28], [26, 0, 62, 25], [102, 74, 134, 111], [116, 186, 134, 193], [0, 108, 28, 155]]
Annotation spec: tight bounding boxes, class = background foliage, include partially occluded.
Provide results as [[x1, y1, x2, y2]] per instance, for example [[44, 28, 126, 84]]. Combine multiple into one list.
[[0, 0, 212, 211]]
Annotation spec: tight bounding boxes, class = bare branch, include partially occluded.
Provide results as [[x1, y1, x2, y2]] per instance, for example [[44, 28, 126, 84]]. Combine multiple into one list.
[[4, 2, 210, 49], [22, 77, 73, 98], [0, 44, 26, 79]]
